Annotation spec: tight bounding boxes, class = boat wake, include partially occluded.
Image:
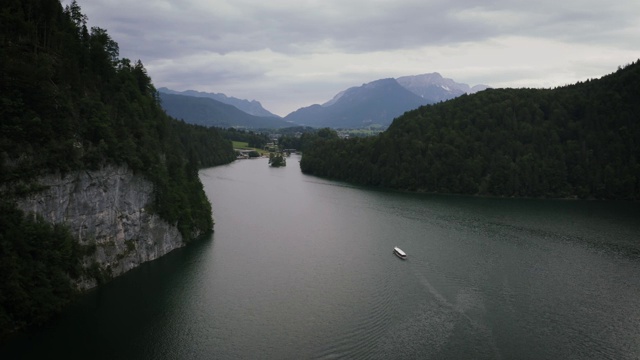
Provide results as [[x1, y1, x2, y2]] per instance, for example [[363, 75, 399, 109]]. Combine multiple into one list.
[[409, 262, 503, 359]]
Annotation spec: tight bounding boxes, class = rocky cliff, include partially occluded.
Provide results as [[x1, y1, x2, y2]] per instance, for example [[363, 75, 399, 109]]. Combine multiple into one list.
[[15, 166, 185, 290]]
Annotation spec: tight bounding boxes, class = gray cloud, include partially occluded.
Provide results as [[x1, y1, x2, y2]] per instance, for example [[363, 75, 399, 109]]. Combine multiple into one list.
[[72, 0, 640, 115], [84, 0, 637, 58]]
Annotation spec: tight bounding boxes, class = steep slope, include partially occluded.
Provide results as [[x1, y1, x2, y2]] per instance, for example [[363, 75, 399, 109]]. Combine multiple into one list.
[[284, 78, 430, 128], [159, 92, 293, 128], [15, 166, 184, 290], [0, 0, 236, 333], [157, 87, 280, 118]]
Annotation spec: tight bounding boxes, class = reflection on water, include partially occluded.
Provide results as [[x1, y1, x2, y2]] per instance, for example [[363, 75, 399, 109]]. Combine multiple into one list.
[[2, 155, 640, 359]]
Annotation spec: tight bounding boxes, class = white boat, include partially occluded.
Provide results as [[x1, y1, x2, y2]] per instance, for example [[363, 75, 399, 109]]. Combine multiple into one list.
[[393, 247, 407, 260]]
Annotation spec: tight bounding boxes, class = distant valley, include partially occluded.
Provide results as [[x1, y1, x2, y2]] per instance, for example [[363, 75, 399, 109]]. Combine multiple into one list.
[[158, 73, 488, 129]]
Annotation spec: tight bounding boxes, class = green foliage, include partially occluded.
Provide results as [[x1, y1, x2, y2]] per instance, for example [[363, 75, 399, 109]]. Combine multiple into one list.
[[85, 261, 110, 286], [278, 134, 302, 151], [0, 201, 81, 335], [218, 128, 270, 148], [301, 62, 640, 200], [0, 0, 237, 331], [0, 0, 236, 239], [269, 152, 286, 167]]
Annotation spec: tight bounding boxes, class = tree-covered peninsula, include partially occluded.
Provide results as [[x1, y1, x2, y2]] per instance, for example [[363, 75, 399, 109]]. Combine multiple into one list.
[[1, 0, 235, 333], [301, 61, 640, 200]]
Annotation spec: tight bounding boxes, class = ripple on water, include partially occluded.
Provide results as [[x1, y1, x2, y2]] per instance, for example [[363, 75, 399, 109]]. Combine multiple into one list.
[[369, 299, 456, 359], [312, 258, 402, 359]]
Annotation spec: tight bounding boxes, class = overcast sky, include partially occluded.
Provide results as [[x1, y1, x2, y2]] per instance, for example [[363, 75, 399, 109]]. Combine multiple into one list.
[[70, 0, 639, 116]]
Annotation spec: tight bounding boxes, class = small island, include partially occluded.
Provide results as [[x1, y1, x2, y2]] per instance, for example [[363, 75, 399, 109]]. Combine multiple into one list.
[[269, 152, 286, 167]]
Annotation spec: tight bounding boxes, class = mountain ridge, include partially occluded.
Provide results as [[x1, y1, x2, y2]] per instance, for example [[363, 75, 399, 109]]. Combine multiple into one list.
[[158, 87, 280, 118], [397, 72, 489, 102], [283, 74, 487, 128], [159, 73, 488, 129], [284, 78, 430, 128], [158, 92, 292, 129]]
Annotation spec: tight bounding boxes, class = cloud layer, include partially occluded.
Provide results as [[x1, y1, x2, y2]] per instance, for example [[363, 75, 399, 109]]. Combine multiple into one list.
[[75, 0, 639, 116]]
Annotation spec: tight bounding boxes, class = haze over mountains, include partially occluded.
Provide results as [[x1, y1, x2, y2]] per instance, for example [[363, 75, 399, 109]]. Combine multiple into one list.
[[158, 92, 292, 129], [283, 78, 427, 128], [397, 73, 489, 102], [159, 73, 488, 129], [285, 73, 488, 128], [157, 87, 280, 118]]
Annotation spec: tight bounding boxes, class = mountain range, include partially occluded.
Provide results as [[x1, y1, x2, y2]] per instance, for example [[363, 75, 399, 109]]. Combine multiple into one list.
[[285, 73, 488, 128], [158, 87, 280, 118], [158, 92, 292, 129], [159, 73, 488, 129], [283, 78, 428, 128], [396, 73, 489, 102]]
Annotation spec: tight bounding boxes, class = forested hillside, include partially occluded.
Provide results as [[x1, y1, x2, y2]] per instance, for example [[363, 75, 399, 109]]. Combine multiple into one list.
[[1, 0, 236, 231], [0, 0, 235, 333], [301, 61, 640, 200]]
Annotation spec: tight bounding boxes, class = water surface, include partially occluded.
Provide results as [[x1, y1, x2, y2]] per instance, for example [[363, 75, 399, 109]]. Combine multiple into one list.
[[2, 155, 640, 359]]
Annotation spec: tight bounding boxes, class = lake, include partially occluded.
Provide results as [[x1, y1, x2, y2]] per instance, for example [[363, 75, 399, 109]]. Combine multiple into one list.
[[2, 154, 640, 359]]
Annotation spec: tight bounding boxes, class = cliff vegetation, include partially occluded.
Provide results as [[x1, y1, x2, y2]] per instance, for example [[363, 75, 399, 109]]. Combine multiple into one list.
[[0, 0, 235, 334]]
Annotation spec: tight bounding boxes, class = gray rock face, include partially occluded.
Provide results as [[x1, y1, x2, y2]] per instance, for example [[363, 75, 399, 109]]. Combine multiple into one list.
[[15, 166, 184, 290], [396, 73, 490, 102]]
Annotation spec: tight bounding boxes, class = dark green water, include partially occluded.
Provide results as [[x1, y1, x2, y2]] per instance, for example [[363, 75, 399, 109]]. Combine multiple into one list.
[[2, 154, 640, 359]]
